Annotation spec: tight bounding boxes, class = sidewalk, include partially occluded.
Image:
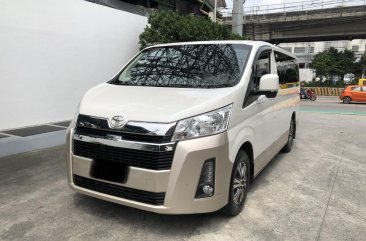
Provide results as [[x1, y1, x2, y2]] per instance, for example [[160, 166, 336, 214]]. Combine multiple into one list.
[[0, 121, 70, 157]]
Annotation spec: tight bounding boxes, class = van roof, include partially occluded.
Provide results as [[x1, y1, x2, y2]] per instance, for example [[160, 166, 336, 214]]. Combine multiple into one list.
[[150, 40, 297, 60]]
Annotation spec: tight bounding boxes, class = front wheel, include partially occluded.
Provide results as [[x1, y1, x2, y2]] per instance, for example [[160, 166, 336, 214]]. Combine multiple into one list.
[[221, 150, 250, 216], [310, 95, 316, 101], [281, 118, 295, 153], [343, 96, 351, 104]]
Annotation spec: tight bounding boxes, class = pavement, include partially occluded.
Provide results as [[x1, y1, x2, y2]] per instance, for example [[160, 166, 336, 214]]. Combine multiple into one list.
[[0, 100, 366, 241], [300, 96, 366, 115]]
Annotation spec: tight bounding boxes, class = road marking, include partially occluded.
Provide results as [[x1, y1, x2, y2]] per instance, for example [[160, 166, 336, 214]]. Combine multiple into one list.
[[300, 109, 366, 115]]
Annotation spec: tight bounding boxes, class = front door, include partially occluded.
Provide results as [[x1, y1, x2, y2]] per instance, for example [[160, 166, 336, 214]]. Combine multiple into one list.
[[241, 47, 281, 174]]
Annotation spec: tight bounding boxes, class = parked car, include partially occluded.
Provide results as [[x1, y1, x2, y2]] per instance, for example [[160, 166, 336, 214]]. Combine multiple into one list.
[[66, 41, 300, 216], [340, 85, 366, 104]]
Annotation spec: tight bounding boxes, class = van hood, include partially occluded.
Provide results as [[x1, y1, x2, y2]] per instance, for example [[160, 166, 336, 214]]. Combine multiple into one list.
[[79, 83, 235, 123]]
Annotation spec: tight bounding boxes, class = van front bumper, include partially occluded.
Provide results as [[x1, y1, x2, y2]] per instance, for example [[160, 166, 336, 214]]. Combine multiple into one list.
[[66, 128, 232, 214]]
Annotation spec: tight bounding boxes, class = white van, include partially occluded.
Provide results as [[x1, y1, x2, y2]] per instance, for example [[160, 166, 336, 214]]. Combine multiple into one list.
[[66, 41, 299, 216]]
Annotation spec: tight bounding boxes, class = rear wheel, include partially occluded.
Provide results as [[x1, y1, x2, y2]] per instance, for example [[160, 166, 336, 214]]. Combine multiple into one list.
[[281, 118, 295, 153], [221, 150, 250, 216], [343, 96, 351, 104]]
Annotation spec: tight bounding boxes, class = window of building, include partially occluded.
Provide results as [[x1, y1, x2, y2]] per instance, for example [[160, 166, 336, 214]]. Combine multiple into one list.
[[310, 47, 315, 53], [351, 45, 359, 52], [294, 47, 305, 54], [281, 47, 292, 53]]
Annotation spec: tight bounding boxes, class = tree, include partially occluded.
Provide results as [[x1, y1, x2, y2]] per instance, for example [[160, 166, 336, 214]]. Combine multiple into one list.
[[354, 53, 366, 78], [139, 11, 246, 50], [311, 47, 356, 81]]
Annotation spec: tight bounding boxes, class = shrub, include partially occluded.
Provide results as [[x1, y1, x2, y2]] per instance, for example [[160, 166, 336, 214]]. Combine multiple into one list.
[[139, 11, 246, 49]]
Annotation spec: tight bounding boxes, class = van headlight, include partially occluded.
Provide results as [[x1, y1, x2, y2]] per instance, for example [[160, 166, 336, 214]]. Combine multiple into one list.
[[171, 104, 232, 141]]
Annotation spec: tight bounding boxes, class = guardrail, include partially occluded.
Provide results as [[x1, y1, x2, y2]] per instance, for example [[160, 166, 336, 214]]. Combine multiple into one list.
[[221, 0, 366, 17], [307, 87, 343, 96]]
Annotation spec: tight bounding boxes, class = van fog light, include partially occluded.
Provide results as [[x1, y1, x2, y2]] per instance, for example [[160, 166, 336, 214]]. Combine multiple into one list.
[[202, 185, 213, 195], [195, 158, 215, 198]]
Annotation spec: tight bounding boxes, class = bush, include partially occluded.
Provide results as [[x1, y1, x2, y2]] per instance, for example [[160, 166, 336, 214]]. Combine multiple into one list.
[[302, 80, 346, 88], [139, 11, 246, 50]]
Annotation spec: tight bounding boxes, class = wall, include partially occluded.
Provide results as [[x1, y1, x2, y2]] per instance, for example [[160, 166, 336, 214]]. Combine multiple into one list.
[[299, 69, 315, 83], [0, 0, 147, 130]]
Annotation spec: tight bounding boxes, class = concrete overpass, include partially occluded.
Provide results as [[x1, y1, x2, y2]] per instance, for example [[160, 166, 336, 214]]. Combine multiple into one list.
[[223, 4, 366, 43]]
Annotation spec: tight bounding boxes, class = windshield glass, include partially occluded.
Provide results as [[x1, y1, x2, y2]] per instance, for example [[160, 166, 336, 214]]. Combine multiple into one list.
[[111, 44, 252, 88]]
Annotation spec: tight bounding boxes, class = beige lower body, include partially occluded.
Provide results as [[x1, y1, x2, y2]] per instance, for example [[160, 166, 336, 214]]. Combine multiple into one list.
[[66, 129, 232, 214]]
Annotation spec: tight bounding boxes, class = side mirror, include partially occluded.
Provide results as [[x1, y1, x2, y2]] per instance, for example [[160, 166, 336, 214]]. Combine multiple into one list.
[[257, 74, 279, 98]]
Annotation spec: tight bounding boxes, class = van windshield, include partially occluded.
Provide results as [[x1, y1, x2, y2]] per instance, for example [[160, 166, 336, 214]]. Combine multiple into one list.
[[111, 44, 252, 88]]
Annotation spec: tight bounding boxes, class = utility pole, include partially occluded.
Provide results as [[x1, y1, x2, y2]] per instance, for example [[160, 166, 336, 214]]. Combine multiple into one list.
[[232, 0, 244, 36]]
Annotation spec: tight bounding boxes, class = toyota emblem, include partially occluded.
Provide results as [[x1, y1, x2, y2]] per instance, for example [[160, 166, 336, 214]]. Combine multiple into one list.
[[110, 115, 125, 129]]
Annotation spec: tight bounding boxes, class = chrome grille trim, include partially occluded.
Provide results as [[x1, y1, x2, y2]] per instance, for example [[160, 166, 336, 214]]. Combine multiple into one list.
[[73, 133, 175, 152], [77, 114, 176, 136]]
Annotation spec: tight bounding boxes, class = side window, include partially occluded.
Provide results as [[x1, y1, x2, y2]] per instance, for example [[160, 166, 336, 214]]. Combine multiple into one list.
[[253, 52, 270, 87], [275, 51, 299, 89], [351, 87, 361, 91], [243, 50, 271, 108]]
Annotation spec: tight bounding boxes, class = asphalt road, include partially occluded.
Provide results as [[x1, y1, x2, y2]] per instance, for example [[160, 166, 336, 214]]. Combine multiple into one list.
[[300, 96, 366, 115], [0, 109, 365, 240]]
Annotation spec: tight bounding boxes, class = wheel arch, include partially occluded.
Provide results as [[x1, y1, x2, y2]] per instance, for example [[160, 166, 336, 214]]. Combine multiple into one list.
[[238, 142, 254, 181]]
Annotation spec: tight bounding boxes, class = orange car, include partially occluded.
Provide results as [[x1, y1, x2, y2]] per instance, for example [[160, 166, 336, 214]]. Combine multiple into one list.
[[339, 85, 366, 104]]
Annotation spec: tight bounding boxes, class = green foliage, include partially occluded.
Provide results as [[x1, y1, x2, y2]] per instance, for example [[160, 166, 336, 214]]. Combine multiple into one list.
[[302, 80, 346, 88], [310, 47, 356, 81], [354, 53, 366, 77], [139, 11, 247, 50]]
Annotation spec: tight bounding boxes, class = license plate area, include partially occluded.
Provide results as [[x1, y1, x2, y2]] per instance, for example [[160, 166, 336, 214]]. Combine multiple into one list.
[[90, 159, 128, 183]]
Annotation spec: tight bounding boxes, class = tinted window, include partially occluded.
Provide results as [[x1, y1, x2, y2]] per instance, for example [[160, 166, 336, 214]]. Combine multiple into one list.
[[243, 49, 271, 108], [275, 51, 299, 89], [111, 44, 252, 88], [253, 52, 270, 86]]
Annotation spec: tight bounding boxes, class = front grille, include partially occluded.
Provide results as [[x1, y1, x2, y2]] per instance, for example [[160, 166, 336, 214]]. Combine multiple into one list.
[[75, 126, 173, 144], [75, 114, 174, 144], [73, 175, 165, 205], [73, 140, 174, 170]]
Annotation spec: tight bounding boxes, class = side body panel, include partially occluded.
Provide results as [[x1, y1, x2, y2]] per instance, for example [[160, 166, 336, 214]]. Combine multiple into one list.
[[228, 45, 299, 178], [351, 87, 364, 101]]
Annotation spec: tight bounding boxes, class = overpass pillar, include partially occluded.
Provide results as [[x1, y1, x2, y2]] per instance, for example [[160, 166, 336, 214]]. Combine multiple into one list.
[[232, 0, 244, 36]]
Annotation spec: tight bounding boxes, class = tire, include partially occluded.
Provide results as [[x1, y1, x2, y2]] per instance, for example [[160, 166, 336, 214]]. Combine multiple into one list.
[[221, 150, 250, 216], [343, 96, 351, 104], [281, 118, 295, 153], [310, 95, 316, 101]]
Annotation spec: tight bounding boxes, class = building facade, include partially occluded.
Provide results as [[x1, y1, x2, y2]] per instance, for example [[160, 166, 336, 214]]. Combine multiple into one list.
[[279, 39, 366, 69], [86, 0, 226, 20]]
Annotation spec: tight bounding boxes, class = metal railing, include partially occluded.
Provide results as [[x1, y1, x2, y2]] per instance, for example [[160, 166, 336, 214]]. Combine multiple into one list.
[[221, 0, 366, 17]]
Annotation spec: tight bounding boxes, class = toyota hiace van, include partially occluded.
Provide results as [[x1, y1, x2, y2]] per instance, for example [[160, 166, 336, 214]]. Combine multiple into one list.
[[66, 41, 300, 216]]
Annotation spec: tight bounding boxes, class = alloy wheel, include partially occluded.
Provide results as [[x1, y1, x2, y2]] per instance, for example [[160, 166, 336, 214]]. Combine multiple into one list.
[[233, 162, 247, 205], [343, 97, 351, 104]]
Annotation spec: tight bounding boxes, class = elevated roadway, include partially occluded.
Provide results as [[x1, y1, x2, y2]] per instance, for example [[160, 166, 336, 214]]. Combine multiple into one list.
[[224, 4, 366, 43]]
